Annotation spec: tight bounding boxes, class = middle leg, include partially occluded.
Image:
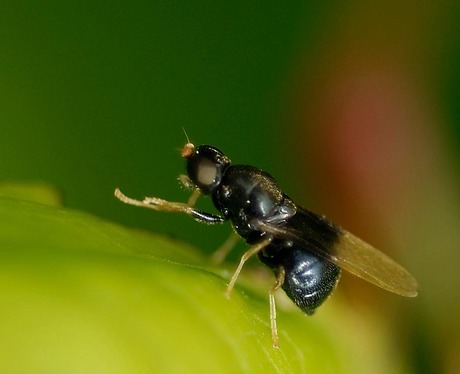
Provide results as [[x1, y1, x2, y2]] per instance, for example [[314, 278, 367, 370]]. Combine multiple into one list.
[[225, 237, 272, 298]]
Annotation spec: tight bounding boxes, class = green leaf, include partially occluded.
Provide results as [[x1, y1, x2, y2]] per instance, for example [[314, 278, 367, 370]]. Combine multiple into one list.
[[0, 192, 402, 373]]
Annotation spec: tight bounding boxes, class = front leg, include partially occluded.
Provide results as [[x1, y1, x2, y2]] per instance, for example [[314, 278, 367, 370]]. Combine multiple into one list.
[[114, 188, 225, 224]]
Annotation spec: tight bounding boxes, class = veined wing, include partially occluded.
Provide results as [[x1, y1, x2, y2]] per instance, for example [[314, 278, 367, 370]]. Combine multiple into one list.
[[257, 208, 418, 297]]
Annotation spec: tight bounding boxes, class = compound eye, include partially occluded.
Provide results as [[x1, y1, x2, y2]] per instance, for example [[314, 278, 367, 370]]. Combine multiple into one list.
[[186, 144, 230, 194], [196, 158, 217, 187]]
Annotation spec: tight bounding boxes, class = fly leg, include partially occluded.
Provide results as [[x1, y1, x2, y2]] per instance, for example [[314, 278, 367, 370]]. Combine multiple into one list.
[[210, 232, 240, 265], [269, 267, 286, 348], [225, 237, 272, 298], [114, 188, 225, 224]]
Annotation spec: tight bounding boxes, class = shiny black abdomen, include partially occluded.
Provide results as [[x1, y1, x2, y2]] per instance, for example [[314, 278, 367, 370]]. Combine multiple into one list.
[[259, 240, 341, 315]]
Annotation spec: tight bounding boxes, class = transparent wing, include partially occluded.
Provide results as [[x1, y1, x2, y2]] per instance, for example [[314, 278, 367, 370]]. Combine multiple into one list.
[[327, 230, 418, 297], [257, 216, 419, 297]]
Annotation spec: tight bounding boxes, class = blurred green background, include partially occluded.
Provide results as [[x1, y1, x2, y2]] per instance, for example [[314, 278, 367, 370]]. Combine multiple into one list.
[[1, 1, 460, 373], [0, 2, 315, 251]]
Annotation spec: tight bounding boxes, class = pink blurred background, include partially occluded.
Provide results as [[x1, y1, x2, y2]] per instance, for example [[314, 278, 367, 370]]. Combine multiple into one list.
[[285, 2, 460, 372]]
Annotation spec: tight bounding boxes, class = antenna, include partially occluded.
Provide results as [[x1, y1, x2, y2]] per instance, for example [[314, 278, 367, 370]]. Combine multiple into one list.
[[182, 127, 191, 144]]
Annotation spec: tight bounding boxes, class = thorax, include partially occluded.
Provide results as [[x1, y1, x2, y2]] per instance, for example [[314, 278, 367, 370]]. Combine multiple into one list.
[[213, 165, 296, 243]]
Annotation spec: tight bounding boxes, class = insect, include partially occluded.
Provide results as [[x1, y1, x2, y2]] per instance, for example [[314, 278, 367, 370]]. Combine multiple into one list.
[[114, 141, 418, 348]]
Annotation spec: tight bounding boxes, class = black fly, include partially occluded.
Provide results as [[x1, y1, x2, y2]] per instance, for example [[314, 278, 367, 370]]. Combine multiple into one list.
[[115, 142, 418, 348]]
